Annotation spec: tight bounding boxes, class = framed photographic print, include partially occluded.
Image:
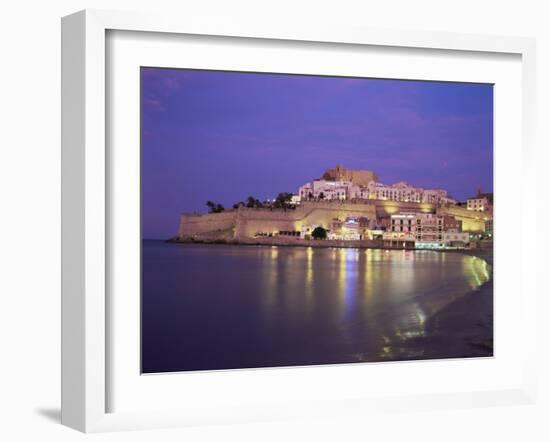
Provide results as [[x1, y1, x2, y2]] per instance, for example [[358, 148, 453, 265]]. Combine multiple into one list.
[[61, 9, 538, 432], [141, 68, 494, 373]]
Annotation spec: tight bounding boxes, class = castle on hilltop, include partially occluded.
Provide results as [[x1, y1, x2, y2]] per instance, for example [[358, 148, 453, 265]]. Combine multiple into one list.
[[322, 164, 379, 187]]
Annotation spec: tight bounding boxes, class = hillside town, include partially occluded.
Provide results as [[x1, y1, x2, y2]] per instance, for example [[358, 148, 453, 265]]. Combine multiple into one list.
[[297, 163, 457, 205], [292, 164, 492, 249], [177, 164, 493, 250]]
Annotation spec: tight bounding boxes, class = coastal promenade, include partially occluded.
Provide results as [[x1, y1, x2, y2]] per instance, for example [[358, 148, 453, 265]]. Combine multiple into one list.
[[170, 235, 493, 253], [172, 236, 384, 249]]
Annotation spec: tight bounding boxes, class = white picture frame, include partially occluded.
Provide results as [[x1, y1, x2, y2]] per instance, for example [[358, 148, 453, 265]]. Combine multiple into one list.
[[61, 9, 537, 433]]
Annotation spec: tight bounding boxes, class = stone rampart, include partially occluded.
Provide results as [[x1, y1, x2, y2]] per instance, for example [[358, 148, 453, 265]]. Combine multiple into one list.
[[371, 199, 436, 218], [176, 200, 491, 240], [234, 201, 377, 239], [437, 206, 491, 232], [177, 211, 237, 240], [178, 201, 378, 240]]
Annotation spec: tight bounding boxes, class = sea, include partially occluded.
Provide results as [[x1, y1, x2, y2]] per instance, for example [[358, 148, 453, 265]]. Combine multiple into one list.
[[141, 240, 491, 373]]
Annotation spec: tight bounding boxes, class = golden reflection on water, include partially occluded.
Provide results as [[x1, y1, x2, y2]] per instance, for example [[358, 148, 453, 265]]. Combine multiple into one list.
[[337, 248, 346, 303], [462, 255, 491, 289], [258, 246, 490, 360], [155, 243, 494, 371], [342, 249, 360, 320], [261, 247, 278, 311], [365, 249, 373, 297], [306, 247, 313, 286], [304, 247, 314, 318]]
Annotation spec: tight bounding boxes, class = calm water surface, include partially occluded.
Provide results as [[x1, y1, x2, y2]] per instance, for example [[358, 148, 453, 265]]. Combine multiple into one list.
[[141, 241, 490, 373]]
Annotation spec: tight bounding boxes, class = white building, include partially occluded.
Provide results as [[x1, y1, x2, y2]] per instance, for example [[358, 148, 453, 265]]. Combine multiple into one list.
[[382, 213, 417, 248], [297, 178, 455, 205], [367, 181, 424, 202], [290, 195, 301, 205], [383, 212, 468, 249], [415, 213, 442, 244], [298, 179, 356, 201], [467, 195, 491, 211], [442, 231, 470, 247]]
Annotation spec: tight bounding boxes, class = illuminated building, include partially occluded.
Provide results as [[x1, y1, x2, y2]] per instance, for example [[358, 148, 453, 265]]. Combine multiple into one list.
[[326, 216, 370, 240], [442, 231, 470, 247], [297, 165, 456, 205], [466, 189, 493, 212], [382, 212, 469, 249], [382, 213, 417, 248], [298, 179, 355, 201]]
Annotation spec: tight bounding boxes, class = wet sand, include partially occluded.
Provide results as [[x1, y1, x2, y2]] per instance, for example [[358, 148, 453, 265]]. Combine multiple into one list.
[[399, 249, 493, 360]]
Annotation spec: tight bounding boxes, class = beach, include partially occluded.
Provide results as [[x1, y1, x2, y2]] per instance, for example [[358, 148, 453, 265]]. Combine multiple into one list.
[[398, 248, 494, 360]]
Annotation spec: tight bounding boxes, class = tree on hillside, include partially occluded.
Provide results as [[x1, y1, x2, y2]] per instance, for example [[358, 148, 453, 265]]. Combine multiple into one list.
[[311, 226, 328, 240], [206, 201, 225, 213], [273, 192, 294, 209], [245, 196, 264, 209]]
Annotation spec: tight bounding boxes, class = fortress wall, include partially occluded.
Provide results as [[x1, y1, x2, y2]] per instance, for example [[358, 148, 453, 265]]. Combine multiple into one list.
[[437, 206, 490, 232], [235, 218, 298, 238], [236, 207, 303, 220], [235, 207, 303, 238], [177, 211, 237, 239], [177, 200, 488, 241], [234, 202, 377, 238], [298, 204, 376, 228], [373, 199, 436, 218], [299, 200, 376, 213]]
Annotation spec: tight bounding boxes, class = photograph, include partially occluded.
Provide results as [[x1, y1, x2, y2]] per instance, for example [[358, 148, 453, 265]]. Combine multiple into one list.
[[140, 67, 494, 374]]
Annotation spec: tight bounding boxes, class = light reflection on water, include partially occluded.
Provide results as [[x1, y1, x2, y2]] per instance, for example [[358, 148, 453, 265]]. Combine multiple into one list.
[[141, 241, 491, 373]]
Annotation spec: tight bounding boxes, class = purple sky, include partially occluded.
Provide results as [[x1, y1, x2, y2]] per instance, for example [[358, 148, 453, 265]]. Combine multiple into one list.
[[141, 68, 493, 239]]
